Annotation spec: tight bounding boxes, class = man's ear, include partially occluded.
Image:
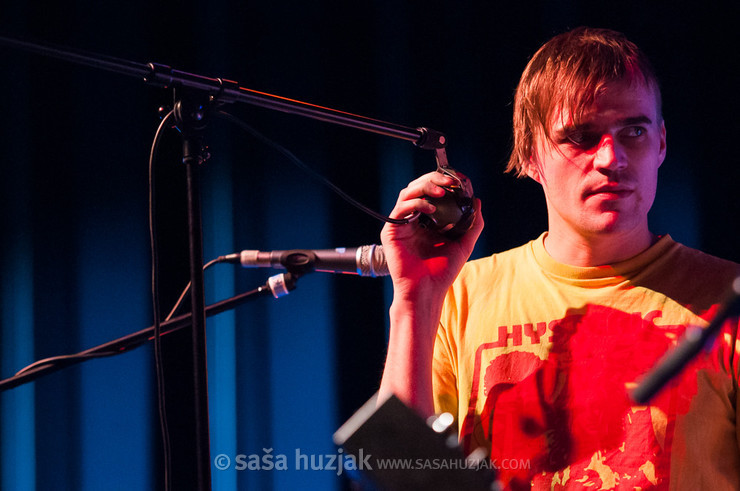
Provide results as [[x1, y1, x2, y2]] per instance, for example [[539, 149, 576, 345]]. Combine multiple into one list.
[[525, 160, 541, 183], [658, 120, 667, 167]]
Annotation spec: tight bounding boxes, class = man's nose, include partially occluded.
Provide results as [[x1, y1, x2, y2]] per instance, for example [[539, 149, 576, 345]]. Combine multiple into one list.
[[593, 135, 626, 171]]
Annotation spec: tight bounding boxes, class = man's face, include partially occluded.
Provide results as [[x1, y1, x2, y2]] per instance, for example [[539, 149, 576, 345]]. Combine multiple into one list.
[[527, 80, 667, 242]]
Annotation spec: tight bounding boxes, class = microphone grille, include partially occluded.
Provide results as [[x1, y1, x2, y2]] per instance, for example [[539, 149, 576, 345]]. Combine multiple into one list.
[[358, 244, 388, 277]]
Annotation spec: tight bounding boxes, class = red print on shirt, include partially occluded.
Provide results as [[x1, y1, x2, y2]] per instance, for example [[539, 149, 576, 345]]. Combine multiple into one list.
[[461, 305, 706, 490]]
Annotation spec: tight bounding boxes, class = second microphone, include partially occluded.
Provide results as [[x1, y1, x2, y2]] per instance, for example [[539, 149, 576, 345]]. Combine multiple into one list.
[[222, 245, 389, 277]]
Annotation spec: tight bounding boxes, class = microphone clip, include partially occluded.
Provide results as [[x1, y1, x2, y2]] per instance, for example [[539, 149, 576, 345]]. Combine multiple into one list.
[[273, 250, 319, 278]]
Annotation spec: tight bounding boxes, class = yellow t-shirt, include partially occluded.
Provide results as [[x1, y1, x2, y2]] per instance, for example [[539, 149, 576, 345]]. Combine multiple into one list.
[[434, 233, 740, 490]]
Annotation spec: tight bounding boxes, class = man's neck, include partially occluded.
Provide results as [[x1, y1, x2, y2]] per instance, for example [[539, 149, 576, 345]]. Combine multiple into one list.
[[543, 227, 656, 267]]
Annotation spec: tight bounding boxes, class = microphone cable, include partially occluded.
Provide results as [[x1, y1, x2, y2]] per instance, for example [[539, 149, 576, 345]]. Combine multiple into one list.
[[163, 257, 226, 322], [148, 108, 175, 491], [215, 110, 417, 226]]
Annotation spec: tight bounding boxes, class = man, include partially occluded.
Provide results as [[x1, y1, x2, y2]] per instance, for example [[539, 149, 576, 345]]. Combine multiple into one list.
[[378, 27, 740, 489]]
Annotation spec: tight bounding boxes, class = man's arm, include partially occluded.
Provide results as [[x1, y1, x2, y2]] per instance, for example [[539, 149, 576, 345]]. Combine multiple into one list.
[[378, 171, 483, 416]]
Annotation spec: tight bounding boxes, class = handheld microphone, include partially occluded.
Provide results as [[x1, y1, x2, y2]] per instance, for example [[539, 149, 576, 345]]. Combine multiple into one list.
[[418, 150, 476, 240], [222, 245, 388, 277]]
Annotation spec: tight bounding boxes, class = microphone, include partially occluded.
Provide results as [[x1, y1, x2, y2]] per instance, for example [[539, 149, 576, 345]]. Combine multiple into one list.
[[222, 245, 389, 277]]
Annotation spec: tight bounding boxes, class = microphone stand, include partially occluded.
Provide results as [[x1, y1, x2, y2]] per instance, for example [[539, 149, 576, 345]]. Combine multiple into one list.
[[632, 276, 740, 404], [0, 273, 296, 392], [0, 35, 447, 491]]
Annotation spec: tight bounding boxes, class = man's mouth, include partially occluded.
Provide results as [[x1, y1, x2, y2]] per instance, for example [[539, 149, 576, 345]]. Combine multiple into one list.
[[584, 185, 633, 199]]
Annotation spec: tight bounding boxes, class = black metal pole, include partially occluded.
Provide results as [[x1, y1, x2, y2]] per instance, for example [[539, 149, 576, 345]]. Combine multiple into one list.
[[186, 162, 211, 490], [175, 95, 212, 490], [0, 35, 447, 150]]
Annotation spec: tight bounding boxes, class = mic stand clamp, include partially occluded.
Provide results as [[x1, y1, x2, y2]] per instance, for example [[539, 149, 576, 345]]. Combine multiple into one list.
[[174, 94, 212, 165], [273, 250, 321, 277]]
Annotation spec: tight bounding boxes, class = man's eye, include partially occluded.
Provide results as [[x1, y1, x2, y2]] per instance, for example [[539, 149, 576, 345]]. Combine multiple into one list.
[[566, 131, 599, 147], [622, 126, 645, 138]]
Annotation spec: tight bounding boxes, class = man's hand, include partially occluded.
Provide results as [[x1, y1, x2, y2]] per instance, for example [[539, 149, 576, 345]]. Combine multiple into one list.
[[379, 171, 483, 416]]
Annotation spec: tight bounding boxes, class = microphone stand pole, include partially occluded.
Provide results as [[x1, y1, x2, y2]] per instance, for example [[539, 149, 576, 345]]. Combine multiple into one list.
[[174, 93, 212, 490]]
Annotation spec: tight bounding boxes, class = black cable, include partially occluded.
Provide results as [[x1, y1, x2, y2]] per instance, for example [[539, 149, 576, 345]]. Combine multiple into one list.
[[150, 109, 175, 491], [14, 350, 121, 376], [165, 257, 224, 321], [215, 110, 416, 225], [11, 258, 228, 379]]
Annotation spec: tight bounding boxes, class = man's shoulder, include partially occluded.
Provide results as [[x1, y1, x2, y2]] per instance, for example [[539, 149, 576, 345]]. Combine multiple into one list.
[[635, 237, 739, 309], [459, 237, 539, 281], [663, 238, 740, 277]]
